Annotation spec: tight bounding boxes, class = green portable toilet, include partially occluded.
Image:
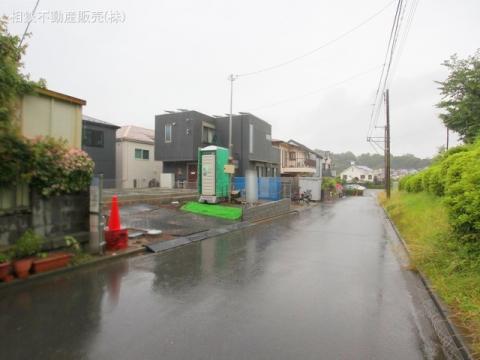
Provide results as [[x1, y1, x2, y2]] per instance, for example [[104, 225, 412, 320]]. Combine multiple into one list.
[[198, 146, 230, 203]]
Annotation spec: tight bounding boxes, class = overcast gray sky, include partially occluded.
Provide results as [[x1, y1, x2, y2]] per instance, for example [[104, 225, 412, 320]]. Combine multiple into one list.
[[2, 0, 479, 157]]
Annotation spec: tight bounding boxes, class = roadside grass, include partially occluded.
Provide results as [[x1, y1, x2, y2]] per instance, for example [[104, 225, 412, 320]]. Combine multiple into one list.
[[380, 191, 480, 356], [181, 202, 242, 220]]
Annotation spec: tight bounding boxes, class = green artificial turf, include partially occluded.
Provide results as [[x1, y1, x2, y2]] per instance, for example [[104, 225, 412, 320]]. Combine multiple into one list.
[[181, 202, 242, 220]]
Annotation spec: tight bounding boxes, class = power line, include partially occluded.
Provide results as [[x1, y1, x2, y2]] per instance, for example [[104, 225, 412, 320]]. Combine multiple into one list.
[[367, 0, 418, 140], [389, 0, 419, 84], [19, 0, 41, 48], [247, 64, 383, 111], [236, 0, 396, 78], [367, 0, 404, 139]]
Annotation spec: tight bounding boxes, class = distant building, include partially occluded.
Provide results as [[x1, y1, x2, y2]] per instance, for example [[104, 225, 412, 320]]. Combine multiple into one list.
[[340, 164, 375, 183], [272, 139, 322, 177], [321, 151, 336, 177], [116, 125, 162, 189], [391, 168, 418, 180], [82, 115, 120, 188], [154, 110, 279, 181]]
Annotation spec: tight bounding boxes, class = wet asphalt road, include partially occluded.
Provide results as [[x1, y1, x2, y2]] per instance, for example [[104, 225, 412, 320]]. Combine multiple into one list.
[[0, 192, 445, 360]]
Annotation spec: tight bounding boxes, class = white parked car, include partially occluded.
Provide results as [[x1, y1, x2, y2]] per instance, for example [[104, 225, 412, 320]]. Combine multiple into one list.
[[344, 184, 366, 191]]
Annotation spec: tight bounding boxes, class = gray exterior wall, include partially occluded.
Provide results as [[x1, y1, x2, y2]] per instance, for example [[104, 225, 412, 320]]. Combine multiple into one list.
[[215, 113, 279, 176], [82, 120, 118, 187], [154, 111, 216, 162], [154, 111, 279, 177]]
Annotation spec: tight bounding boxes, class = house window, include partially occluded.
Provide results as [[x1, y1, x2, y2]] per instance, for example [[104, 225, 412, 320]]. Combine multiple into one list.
[[360, 175, 365, 180], [83, 129, 104, 147], [368, 175, 372, 180], [135, 148, 149, 160], [165, 124, 172, 143], [202, 127, 216, 144], [249, 124, 254, 153], [289, 152, 296, 160]]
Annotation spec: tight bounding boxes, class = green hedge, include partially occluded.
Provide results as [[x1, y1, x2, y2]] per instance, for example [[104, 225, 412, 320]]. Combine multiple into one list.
[[399, 140, 480, 243], [345, 189, 364, 196]]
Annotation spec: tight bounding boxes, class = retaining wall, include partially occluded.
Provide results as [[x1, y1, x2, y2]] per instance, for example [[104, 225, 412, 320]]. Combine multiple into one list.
[[0, 192, 89, 249], [242, 198, 291, 222]]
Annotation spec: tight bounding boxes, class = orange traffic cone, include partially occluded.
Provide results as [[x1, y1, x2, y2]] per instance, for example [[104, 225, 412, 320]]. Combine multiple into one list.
[[105, 195, 128, 251], [108, 195, 121, 231]]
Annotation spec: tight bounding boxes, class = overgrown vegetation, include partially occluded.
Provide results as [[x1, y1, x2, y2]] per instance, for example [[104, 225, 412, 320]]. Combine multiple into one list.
[[0, 17, 93, 196], [0, 17, 41, 129], [381, 192, 480, 355], [321, 177, 337, 191], [385, 50, 480, 354], [399, 139, 480, 243]]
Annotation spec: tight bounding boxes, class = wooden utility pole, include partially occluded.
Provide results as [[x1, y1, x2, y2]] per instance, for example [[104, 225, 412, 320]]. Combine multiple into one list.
[[385, 89, 391, 199], [446, 128, 449, 150]]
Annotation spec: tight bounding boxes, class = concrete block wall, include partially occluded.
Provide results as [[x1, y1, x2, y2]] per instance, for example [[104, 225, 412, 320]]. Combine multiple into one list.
[[0, 192, 89, 248], [242, 198, 291, 222]]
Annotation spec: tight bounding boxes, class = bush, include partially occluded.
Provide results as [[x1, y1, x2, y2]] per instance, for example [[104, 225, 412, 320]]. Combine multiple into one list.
[[345, 188, 363, 196], [15, 230, 44, 259], [427, 166, 444, 196], [399, 174, 412, 191], [444, 143, 480, 243], [406, 174, 423, 193], [322, 177, 337, 191], [0, 130, 33, 187], [30, 137, 94, 196], [400, 140, 480, 244], [421, 168, 432, 192]]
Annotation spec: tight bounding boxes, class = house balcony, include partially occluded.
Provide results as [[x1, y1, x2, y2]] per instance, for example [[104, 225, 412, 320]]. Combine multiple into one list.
[[280, 159, 317, 175]]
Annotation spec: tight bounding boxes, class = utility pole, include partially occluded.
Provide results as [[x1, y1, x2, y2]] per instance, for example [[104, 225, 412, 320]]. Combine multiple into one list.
[[228, 74, 236, 158], [385, 89, 391, 199], [228, 74, 237, 203], [446, 128, 449, 151]]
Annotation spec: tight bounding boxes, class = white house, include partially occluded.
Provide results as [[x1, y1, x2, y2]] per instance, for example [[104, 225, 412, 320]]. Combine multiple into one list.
[[340, 164, 375, 183], [116, 125, 163, 189]]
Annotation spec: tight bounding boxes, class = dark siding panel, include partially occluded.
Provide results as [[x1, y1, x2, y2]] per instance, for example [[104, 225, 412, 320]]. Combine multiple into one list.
[[155, 111, 216, 162], [82, 122, 117, 185]]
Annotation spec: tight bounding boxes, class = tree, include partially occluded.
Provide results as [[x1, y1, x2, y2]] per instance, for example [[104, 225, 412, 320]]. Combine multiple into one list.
[[0, 16, 40, 130], [437, 50, 480, 143], [0, 16, 45, 186]]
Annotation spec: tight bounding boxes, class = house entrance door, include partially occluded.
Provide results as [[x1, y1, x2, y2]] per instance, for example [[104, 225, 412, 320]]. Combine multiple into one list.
[[187, 163, 198, 184]]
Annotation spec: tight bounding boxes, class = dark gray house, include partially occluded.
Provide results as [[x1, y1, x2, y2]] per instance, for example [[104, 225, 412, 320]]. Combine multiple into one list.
[[82, 115, 120, 188], [154, 110, 279, 181], [215, 112, 279, 177], [154, 110, 217, 183]]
